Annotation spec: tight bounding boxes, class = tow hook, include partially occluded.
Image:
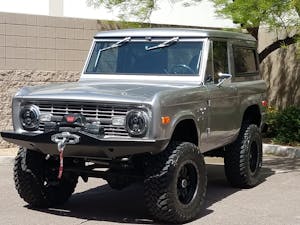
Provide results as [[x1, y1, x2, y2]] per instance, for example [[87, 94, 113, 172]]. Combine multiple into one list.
[[51, 132, 80, 179]]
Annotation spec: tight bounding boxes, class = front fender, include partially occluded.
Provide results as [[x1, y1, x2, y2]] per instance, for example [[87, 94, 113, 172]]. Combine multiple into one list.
[[157, 110, 200, 147], [170, 112, 199, 139]]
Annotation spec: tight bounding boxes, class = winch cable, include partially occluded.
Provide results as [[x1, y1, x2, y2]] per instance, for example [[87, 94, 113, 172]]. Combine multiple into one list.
[[51, 131, 80, 179], [57, 138, 67, 179]]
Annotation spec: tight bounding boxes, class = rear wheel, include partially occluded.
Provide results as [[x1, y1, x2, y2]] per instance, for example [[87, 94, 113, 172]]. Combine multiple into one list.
[[144, 142, 207, 223], [14, 147, 78, 207], [224, 123, 263, 188]]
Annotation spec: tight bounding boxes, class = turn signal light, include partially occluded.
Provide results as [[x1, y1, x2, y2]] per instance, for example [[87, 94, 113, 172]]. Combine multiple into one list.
[[161, 116, 171, 125]]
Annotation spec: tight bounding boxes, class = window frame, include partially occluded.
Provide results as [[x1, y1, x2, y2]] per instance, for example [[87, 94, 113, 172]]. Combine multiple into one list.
[[83, 38, 206, 77], [204, 39, 231, 84]]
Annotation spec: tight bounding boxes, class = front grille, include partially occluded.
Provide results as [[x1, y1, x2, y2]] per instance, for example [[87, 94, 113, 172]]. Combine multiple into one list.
[[35, 102, 130, 137]]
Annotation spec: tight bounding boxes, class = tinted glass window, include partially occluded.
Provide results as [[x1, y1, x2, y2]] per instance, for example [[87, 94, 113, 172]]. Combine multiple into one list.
[[205, 41, 229, 84], [213, 41, 229, 75], [233, 47, 258, 75], [205, 42, 213, 83], [86, 41, 203, 76]]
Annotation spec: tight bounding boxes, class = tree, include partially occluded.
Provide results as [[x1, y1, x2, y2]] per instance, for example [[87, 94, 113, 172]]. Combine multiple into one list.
[[212, 0, 299, 62], [86, 0, 300, 63], [86, 0, 157, 21], [86, 0, 201, 21]]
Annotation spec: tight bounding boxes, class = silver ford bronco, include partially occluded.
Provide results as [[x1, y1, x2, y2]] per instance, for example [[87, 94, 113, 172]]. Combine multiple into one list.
[[1, 28, 267, 223]]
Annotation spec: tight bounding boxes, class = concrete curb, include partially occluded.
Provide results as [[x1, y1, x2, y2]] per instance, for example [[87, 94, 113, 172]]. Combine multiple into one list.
[[263, 143, 300, 158], [0, 156, 15, 165]]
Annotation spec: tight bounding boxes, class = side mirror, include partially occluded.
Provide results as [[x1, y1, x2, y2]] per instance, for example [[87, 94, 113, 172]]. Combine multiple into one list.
[[217, 73, 232, 87]]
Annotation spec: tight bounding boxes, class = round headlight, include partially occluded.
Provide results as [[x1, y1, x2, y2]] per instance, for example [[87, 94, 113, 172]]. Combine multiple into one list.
[[20, 105, 40, 131], [126, 110, 148, 137]]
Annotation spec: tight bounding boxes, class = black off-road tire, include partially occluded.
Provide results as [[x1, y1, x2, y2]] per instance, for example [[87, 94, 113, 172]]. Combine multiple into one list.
[[14, 147, 78, 207], [224, 123, 263, 188], [144, 142, 207, 224]]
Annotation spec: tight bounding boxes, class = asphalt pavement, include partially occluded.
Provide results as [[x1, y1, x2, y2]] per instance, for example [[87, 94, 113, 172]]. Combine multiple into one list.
[[0, 156, 299, 225]]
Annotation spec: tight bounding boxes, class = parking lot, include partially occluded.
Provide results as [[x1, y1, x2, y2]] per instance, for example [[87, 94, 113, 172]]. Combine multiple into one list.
[[0, 155, 299, 225]]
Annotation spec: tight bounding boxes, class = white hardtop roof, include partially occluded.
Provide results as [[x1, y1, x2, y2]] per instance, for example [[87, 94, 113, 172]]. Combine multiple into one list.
[[94, 28, 256, 42]]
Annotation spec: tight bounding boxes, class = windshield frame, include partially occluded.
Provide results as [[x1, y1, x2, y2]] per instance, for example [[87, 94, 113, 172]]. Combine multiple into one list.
[[81, 37, 209, 84]]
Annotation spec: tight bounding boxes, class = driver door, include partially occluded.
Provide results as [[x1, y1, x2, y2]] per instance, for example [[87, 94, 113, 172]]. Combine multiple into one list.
[[203, 40, 239, 150]]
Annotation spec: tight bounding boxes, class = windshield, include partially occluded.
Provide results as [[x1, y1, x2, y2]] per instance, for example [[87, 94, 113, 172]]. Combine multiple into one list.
[[85, 39, 203, 76]]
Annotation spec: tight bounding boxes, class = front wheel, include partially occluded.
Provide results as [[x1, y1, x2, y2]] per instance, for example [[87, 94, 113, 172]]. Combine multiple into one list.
[[144, 142, 207, 223], [14, 147, 78, 207], [224, 123, 263, 188]]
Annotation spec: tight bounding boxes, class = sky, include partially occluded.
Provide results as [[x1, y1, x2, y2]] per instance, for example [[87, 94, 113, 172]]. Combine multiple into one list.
[[0, 0, 236, 28]]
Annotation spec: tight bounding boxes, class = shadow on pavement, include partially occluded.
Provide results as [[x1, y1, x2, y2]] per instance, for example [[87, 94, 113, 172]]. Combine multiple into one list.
[[205, 163, 274, 210], [26, 161, 276, 224]]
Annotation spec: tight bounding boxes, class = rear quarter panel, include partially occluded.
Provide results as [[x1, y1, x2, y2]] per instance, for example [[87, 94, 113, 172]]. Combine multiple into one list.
[[236, 80, 267, 127]]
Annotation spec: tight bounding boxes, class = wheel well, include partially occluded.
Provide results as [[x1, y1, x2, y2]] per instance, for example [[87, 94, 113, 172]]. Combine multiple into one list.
[[171, 119, 198, 146], [242, 105, 261, 126]]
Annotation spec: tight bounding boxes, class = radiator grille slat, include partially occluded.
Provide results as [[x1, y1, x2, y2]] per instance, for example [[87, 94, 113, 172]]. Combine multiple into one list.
[[35, 102, 130, 137]]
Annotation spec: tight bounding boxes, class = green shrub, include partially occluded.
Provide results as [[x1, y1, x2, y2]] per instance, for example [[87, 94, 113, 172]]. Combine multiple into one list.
[[264, 107, 279, 138], [265, 106, 300, 145]]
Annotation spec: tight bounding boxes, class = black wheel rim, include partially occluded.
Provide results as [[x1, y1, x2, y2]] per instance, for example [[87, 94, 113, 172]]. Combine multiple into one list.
[[249, 141, 259, 174], [177, 162, 198, 205]]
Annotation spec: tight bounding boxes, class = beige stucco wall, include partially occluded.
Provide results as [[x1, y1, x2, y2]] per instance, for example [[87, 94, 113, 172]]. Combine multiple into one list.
[[0, 12, 120, 72], [258, 28, 300, 109]]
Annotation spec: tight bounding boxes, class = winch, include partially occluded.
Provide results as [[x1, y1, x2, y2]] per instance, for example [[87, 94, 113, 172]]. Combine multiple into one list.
[[48, 113, 103, 179], [44, 113, 105, 136], [51, 132, 80, 179]]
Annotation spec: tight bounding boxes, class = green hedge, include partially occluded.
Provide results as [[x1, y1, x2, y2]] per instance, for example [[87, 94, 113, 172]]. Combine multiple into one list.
[[264, 106, 300, 145]]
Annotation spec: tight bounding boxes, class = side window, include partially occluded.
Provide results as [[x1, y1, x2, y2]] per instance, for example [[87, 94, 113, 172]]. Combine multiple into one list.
[[205, 42, 213, 83], [233, 47, 258, 75], [213, 41, 229, 76], [205, 41, 229, 84]]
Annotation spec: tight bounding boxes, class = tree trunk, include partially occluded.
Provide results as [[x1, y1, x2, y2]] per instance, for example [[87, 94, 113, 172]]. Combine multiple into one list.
[[259, 34, 299, 63], [246, 27, 259, 40]]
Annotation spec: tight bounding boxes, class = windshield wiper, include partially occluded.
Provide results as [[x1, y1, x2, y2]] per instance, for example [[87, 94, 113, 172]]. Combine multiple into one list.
[[99, 37, 131, 52], [145, 37, 179, 51], [94, 37, 131, 69]]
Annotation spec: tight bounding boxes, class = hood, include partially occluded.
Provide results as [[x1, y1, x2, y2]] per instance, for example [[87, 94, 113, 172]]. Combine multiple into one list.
[[16, 80, 198, 104]]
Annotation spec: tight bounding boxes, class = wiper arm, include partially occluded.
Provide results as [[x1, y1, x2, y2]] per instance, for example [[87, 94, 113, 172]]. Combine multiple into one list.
[[145, 37, 179, 51], [94, 37, 131, 68], [99, 37, 131, 52]]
